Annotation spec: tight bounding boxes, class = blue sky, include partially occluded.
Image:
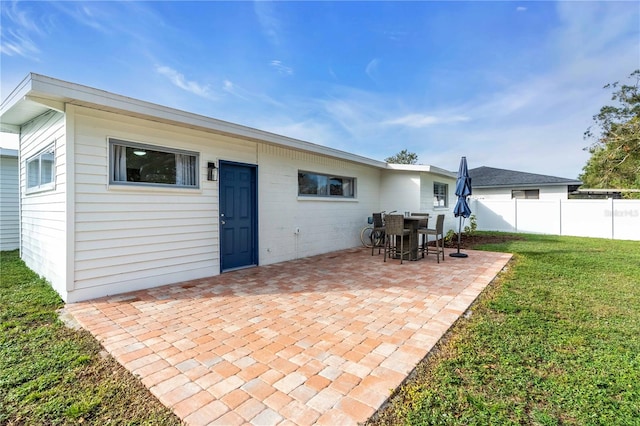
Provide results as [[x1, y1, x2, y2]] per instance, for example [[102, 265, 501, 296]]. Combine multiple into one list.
[[1, 1, 638, 179]]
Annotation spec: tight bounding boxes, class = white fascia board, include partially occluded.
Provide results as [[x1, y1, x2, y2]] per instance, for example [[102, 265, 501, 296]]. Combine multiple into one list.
[[0, 73, 34, 132], [22, 74, 387, 169], [386, 163, 457, 179], [474, 181, 581, 189], [0, 73, 32, 114], [578, 188, 640, 193]]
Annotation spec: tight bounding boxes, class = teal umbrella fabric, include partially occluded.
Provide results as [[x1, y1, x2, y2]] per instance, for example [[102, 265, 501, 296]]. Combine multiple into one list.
[[453, 156, 472, 218], [451, 157, 472, 258]]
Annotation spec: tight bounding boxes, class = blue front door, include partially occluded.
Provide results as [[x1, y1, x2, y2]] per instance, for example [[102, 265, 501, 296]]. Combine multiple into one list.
[[219, 162, 258, 272]]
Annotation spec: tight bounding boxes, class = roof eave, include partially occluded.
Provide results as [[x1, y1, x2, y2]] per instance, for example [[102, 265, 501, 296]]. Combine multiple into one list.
[[473, 181, 582, 189], [386, 163, 457, 179], [1, 73, 388, 168]]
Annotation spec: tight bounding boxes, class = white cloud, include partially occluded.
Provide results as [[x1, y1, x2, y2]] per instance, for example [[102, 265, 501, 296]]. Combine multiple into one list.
[[0, 2, 42, 58], [222, 79, 285, 109], [75, 4, 108, 31], [0, 29, 40, 57], [257, 118, 337, 147], [365, 58, 380, 81], [270, 60, 293, 75], [3, 2, 46, 34], [254, 1, 281, 46], [384, 30, 408, 41], [516, 6, 527, 13], [156, 66, 215, 99], [318, 92, 382, 140], [385, 114, 470, 128]]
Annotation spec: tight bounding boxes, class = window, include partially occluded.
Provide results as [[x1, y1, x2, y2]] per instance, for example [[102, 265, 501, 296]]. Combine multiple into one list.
[[298, 171, 355, 198], [433, 182, 448, 207], [512, 189, 539, 199], [109, 139, 199, 188], [26, 144, 55, 192]]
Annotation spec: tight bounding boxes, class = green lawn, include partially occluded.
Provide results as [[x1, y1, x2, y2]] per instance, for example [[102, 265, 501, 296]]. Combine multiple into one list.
[[368, 233, 640, 425], [2, 234, 639, 425], [0, 250, 181, 425]]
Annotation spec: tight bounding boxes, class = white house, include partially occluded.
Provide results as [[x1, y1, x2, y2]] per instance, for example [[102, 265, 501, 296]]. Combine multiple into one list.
[[0, 73, 456, 302], [469, 166, 582, 200], [0, 148, 19, 250], [381, 163, 460, 232]]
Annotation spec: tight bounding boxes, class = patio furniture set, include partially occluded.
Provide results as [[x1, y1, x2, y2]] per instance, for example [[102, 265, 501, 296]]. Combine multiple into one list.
[[371, 212, 446, 264]]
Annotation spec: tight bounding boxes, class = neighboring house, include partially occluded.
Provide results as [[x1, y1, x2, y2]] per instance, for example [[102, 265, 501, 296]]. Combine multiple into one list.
[[0, 73, 456, 302], [0, 148, 19, 250], [469, 166, 582, 200]]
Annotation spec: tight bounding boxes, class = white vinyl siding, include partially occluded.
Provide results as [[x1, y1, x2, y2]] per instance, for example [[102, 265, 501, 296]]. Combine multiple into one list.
[[70, 107, 253, 300], [19, 110, 67, 297], [0, 151, 19, 250], [67, 106, 385, 300]]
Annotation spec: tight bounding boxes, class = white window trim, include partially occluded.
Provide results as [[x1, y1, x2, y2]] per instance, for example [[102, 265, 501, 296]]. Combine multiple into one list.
[[297, 170, 357, 199], [433, 181, 448, 208], [25, 143, 56, 194], [108, 138, 200, 189]]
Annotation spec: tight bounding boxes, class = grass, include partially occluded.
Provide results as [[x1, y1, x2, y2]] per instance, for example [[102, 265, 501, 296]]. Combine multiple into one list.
[[0, 250, 182, 426], [2, 234, 639, 425], [367, 232, 640, 425]]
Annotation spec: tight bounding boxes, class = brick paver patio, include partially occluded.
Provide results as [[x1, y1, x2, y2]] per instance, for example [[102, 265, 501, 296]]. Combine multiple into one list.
[[66, 247, 511, 425]]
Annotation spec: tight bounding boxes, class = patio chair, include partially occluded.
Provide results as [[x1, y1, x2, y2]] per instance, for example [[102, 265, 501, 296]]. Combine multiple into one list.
[[411, 212, 429, 252], [417, 214, 445, 263], [371, 212, 386, 255], [411, 212, 429, 228], [383, 214, 411, 264]]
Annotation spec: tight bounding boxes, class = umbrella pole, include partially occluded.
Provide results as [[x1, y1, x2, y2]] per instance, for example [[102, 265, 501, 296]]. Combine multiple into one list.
[[450, 215, 468, 258]]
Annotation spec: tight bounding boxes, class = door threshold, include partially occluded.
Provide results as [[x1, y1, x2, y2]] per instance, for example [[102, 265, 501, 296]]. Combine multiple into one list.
[[222, 264, 258, 273]]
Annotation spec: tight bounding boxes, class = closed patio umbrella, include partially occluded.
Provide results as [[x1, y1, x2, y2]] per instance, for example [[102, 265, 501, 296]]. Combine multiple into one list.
[[450, 156, 472, 258]]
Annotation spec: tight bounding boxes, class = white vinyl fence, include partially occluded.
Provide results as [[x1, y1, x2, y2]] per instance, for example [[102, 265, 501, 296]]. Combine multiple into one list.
[[470, 198, 640, 241]]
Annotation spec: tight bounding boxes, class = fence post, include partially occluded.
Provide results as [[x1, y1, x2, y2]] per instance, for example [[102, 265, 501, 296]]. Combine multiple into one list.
[[611, 197, 615, 239], [559, 199, 562, 236]]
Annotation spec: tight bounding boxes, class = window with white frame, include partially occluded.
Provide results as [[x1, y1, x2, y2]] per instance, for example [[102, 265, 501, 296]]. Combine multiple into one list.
[[109, 139, 199, 188], [512, 189, 539, 199], [433, 182, 448, 207], [298, 171, 355, 198], [26, 144, 55, 193]]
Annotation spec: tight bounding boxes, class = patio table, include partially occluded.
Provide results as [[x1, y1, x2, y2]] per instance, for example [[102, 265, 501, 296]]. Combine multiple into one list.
[[399, 216, 421, 261]]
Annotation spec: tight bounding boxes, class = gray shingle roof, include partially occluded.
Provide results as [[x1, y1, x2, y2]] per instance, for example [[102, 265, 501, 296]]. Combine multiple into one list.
[[469, 166, 582, 188]]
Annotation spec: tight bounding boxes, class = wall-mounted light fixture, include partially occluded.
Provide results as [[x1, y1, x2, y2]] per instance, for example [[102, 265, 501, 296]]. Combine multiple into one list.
[[207, 162, 218, 181]]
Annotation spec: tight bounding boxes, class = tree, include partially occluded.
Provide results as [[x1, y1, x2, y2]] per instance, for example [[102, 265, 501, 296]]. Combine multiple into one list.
[[580, 70, 640, 197], [385, 149, 418, 164]]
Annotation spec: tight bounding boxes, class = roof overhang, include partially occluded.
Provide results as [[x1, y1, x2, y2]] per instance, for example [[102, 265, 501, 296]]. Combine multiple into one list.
[[473, 181, 582, 189], [2, 73, 388, 169], [2, 74, 467, 176], [576, 188, 640, 194], [385, 163, 457, 179]]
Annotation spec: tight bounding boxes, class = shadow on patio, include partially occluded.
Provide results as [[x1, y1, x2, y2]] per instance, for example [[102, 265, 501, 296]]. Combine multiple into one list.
[[66, 247, 511, 425]]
